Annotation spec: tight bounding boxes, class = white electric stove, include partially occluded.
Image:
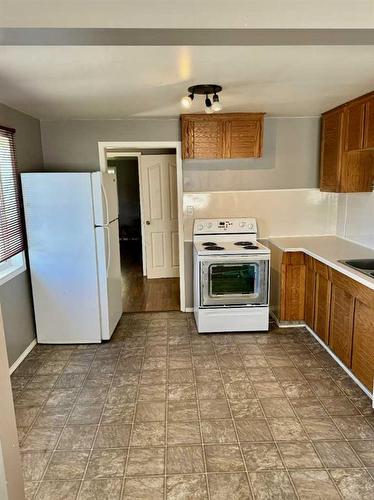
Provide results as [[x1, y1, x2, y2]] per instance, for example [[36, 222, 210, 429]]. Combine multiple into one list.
[[193, 218, 270, 333]]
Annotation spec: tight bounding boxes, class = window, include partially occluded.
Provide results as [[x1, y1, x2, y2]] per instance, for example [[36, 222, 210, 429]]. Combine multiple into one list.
[[0, 126, 26, 285]]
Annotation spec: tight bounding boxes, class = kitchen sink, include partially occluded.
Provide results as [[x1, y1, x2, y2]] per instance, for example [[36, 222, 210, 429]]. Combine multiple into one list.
[[339, 259, 374, 278]]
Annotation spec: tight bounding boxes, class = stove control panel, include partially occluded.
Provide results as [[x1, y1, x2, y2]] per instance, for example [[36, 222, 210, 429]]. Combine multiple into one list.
[[194, 218, 257, 235]]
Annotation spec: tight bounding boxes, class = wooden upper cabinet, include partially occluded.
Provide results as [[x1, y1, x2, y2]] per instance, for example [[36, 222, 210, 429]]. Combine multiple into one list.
[[320, 109, 344, 192], [181, 113, 264, 160], [320, 90, 374, 193], [364, 95, 374, 148], [344, 100, 365, 152]]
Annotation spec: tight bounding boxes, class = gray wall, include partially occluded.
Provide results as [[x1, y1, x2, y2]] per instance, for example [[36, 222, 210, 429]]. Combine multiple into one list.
[[183, 117, 320, 191], [41, 118, 179, 171], [0, 103, 43, 365]]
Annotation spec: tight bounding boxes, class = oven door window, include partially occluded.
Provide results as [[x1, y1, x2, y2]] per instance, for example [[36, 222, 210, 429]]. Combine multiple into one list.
[[201, 259, 268, 307], [210, 263, 257, 297]]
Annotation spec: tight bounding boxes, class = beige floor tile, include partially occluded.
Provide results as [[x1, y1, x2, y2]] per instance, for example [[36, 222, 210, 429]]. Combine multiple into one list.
[[333, 416, 374, 440], [167, 474, 208, 499], [167, 421, 201, 445], [101, 402, 135, 424], [278, 442, 322, 468], [230, 399, 263, 419], [140, 369, 166, 385], [35, 480, 81, 500], [126, 447, 165, 476], [199, 399, 231, 419], [236, 418, 273, 442], [57, 425, 96, 450], [167, 445, 205, 474], [290, 470, 340, 499], [201, 419, 237, 444], [208, 472, 252, 500], [225, 381, 255, 400], [253, 382, 284, 398], [197, 381, 226, 400], [280, 381, 314, 398], [249, 471, 296, 499], [15, 406, 40, 428], [21, 427, 62, 451], [302, 418, 342, 441], [246, 367, 276, 382], [168, 401, 198, 422], [21, 451, 51, 481], [320, 397, 360, 416], [24, 481, 39, 500], [94, 424, 131, 449], [131, 422, 166, 447], [289, 398, 328, 419], [330, 469, 374, 500], [269, 418, 309, 442], [167, 384, 196, 401], [44, 451, 89, 479], [261, 398, 295, 418], [205, 444, 245, 472], [241, 442, 283, 471], [135, 401, 166, 422], [68, 404, 103, 425], [86, 449, 127, 478], [349, 440, 374, 466], [78, 478, 122, 499], [123, 476, 164, 500]]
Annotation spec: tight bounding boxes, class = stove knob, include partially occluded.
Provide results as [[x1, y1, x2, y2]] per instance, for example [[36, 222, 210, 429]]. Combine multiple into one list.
[[207, 223, 212, 229], [239, 222, 245, 227], [248, 223, 254, 230], [197, 224, 204, 231]]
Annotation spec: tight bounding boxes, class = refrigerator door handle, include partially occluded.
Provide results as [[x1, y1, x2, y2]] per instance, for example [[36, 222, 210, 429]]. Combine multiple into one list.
[[104, 226, 111, 278], [101, 181, 109, 225]]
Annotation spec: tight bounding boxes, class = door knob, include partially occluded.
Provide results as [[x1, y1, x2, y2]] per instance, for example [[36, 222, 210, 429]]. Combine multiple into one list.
[[146, 220, 151, 225]]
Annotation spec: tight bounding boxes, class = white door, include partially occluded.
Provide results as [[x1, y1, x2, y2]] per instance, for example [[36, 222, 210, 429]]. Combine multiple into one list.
[[140, 155, 179, 279], [95, 219, 123, 340], [92, 172, 119, 225]]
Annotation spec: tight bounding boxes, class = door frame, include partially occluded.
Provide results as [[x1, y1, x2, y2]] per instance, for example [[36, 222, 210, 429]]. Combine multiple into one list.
[[98, 141, 185, 312], [106, 152, 147, 277]]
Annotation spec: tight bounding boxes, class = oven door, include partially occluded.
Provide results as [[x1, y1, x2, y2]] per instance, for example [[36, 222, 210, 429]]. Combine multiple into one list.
[[200, 254, 269, 307]]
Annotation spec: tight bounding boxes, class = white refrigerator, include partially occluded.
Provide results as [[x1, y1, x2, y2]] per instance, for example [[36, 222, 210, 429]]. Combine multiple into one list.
[[21, 172, 123, 344]]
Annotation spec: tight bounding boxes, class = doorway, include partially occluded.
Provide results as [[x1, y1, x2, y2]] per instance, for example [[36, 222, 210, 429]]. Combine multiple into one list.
[[106, 150, 181, 313]]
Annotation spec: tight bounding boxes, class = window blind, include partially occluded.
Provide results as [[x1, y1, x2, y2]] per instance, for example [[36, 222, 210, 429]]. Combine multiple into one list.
[[0, 126, 24, 263]]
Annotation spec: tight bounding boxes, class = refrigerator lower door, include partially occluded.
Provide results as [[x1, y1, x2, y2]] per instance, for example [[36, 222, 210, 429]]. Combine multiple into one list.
[[92, 172, 119, 226], [95, 219, 122, 340]]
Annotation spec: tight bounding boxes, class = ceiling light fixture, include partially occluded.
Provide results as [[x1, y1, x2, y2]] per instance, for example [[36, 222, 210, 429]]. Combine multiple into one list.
[[181, 84, 222, 113]]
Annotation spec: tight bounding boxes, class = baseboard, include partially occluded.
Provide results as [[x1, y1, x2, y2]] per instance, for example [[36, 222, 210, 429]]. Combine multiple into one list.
[[305, 325, 373, 401], [9, 338, 37, 375], [185, 307, 194, 313], [269, 310, 304, 328]]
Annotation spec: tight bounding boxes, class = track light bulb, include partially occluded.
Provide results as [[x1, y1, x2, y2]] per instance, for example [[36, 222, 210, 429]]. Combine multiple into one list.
[[212, 93, 222, 112], [181, 93, 194, 109]]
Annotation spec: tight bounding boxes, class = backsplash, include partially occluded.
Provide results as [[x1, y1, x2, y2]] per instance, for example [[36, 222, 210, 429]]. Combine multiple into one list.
[[183, 188, 338, 240], [337, 192, 374, 250]]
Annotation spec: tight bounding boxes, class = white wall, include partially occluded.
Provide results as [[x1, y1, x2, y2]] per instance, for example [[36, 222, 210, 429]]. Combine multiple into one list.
[[337, 192, 374, 249]]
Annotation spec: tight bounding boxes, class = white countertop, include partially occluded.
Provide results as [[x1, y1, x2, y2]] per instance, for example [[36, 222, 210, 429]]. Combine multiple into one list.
[[268, 235, 374, 291]]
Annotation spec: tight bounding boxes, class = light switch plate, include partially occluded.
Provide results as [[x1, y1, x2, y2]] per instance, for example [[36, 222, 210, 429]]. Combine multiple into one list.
[[186, 205, 194, 216]]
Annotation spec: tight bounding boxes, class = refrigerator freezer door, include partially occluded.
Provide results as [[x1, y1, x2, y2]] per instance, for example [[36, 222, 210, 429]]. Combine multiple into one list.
[[21, 173, 102, 344], [92, 172, 119, 225], [95, 219, 122, 340]]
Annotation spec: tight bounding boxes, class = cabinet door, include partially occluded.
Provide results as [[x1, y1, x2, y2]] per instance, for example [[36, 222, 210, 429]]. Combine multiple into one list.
[[364, 96, 374, 148], [280, 252, 306, 321], [181, 117, 224, 159], [352, 300, 374, 389], [320, 109, 344, 192], [344, 101, 365, 151], [329, 284, 355, 367], [304, 256, 316, 329], [313, 262, 331, 344], [224, 118, 263, 158]]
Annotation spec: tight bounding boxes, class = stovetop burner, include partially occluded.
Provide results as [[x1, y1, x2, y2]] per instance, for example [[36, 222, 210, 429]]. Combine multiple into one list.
[[202, 242, 217, 246], [204, 246, 225, 250], [243, 245, 259, 250], [235, 241, 253, 246]]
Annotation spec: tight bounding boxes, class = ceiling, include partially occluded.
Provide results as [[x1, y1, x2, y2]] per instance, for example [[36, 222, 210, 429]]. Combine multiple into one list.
[[1, 46, 374, 119], [1, 0, 374, 28]]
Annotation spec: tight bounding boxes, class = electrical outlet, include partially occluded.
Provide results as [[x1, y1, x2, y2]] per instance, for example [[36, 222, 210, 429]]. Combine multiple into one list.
[[186, 205, 194, 216]]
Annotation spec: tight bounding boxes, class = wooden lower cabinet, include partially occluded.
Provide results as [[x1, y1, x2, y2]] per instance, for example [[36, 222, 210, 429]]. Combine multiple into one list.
[[279, 251, 374, 391], [329, 284, 355, 367], [313, 262, 331, 344], [280, 252, 306, 321], [352, 301, 374, 390], [304, 256, 316, 329]]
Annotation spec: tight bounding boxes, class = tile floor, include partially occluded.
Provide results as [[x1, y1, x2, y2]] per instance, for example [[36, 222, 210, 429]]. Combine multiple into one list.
[[11, 312, 374, 499]]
